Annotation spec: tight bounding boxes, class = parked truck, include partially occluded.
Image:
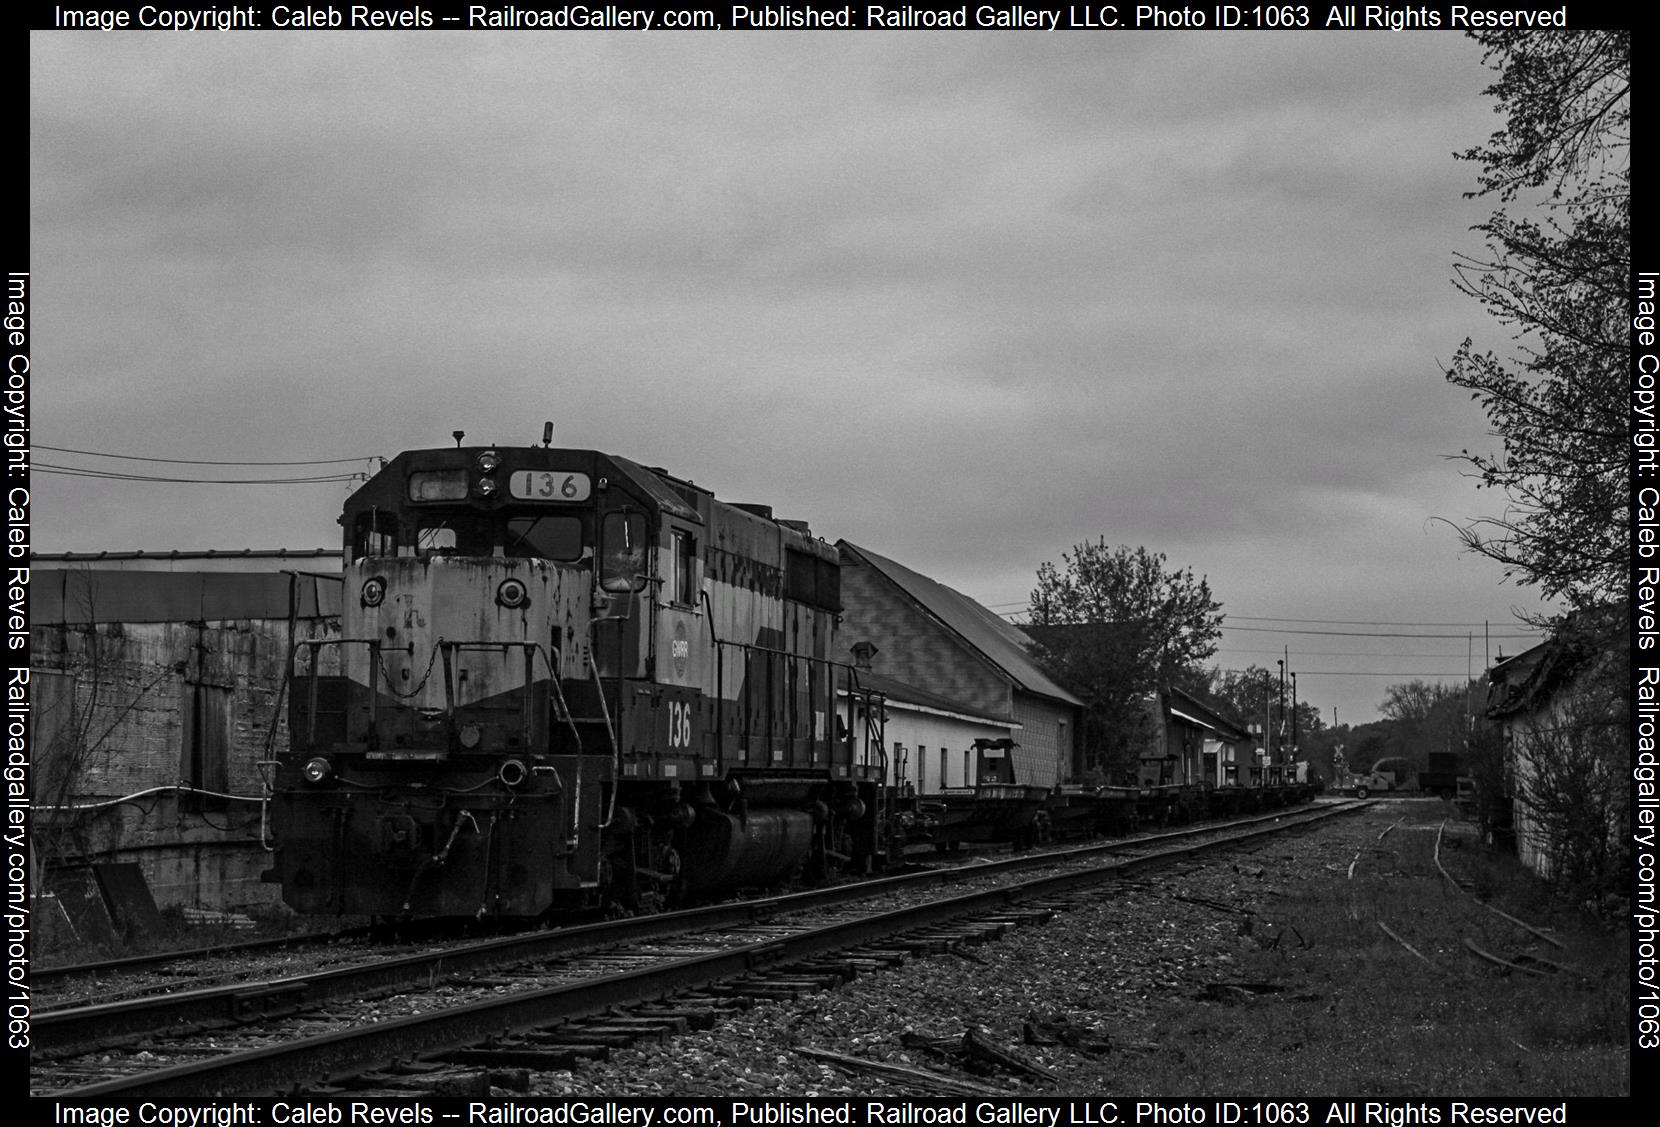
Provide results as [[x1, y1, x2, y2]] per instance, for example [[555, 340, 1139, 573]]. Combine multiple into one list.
[[1417, 751, 1465, 798], [1343, 757, 1413, 799]]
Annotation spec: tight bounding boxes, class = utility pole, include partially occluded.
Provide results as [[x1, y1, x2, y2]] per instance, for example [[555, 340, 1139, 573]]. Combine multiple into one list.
[[1290, 671, 1299, 759], [1262, 688, 1272, 787], [1276, 657, 1286, 783]]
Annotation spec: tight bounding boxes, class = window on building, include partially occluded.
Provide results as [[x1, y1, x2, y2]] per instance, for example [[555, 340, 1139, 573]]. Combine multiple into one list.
[[181, 682, 232, 809], [963, 748, 972, 787]]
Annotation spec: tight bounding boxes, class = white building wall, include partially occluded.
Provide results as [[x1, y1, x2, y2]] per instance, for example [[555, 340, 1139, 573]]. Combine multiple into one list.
[[882, 704, 1017, 795]]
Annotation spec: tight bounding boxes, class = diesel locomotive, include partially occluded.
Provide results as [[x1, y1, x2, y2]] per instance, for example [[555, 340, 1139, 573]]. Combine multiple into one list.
[[268, 437, 886, 918]]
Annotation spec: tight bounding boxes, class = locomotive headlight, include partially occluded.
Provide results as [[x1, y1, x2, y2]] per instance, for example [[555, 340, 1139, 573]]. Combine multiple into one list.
[[361, 576, 387, 607], [476, 476, 499, 496], [496, 577, 529, 608], [301, 757, 333, 784], [477, 450, 501, 473]]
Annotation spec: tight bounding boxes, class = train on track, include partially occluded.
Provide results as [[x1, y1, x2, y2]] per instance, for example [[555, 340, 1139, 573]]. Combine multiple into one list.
[[269, 437, 890, 919], [268, 436, 1311, 920]]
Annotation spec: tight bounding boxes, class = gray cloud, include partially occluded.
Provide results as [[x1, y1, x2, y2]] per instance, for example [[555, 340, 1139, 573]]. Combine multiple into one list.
[[31, 30, 1555, 723]]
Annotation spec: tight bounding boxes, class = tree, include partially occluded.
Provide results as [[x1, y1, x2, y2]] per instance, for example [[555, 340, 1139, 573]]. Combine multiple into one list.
[[1445, 33, 1631, 898], [1376, 678, 1477, 784], [1445, 31, 1630, 611], [1378, 679, 1463, 726], [1511, 689, 1628, 902], [1026, 542, 1223, 780]]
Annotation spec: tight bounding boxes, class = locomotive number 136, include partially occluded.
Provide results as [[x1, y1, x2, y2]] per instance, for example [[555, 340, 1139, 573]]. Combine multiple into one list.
[[508, 470, 592, 502], [667, 701, 694, 749]]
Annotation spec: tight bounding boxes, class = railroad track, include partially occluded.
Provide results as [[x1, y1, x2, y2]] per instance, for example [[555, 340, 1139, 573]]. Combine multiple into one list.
[[35, 916, 534, 1005], [36, 801, 1331, 1007], [33, 802, 1344, 1053], [34, 801, 1360, 1098]]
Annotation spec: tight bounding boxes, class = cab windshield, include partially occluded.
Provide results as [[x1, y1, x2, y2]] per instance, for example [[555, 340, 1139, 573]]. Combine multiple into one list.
[[416, 515, 494, 558], [349, 505, 592, 561], [505, 515, 584, 561]]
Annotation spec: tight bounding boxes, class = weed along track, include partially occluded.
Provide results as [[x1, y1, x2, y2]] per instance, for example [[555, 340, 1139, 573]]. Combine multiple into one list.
[[542, 799, 1628, 1098], [33, 805, 1354, 1097], [1358, 815, 1585, 986]]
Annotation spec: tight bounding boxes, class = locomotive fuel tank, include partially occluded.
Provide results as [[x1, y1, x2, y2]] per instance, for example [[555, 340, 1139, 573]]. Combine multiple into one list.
[[679, 808, 816, 894]]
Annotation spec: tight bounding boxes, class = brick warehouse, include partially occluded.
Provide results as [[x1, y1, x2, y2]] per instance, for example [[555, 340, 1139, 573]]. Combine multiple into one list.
[[31, 553, 342, 923]]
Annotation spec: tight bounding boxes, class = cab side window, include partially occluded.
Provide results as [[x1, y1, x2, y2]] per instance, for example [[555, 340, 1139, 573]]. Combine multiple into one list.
[[671, 529, 697, 605], [600, 511, 648, 592]]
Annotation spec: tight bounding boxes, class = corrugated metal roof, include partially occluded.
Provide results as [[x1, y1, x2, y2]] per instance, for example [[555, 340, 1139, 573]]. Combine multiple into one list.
[[839, 542, 1083, 708]]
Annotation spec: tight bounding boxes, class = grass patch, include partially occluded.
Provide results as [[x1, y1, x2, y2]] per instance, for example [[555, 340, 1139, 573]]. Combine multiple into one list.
[[1075, 803, 1628, 1096]]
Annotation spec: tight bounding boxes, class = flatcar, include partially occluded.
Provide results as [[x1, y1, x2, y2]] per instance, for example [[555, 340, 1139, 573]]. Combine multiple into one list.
[[268, 437, 886, 918]]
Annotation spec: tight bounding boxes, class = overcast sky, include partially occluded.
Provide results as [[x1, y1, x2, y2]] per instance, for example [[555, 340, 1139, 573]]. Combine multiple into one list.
[[30, 27, 1561, 725]]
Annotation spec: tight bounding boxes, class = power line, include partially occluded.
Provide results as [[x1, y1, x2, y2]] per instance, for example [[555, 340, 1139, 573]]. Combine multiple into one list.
[[1292, 670, 1475, 678], [1215, 647, 1496, 659], [1225, 614, 1539, 628], [990, 603, 1541, 630], [1003, 610, 1535, 641], [36, 463, 361, 485], [37, 445, 374, 467], [1220, 624, 1536, 640]]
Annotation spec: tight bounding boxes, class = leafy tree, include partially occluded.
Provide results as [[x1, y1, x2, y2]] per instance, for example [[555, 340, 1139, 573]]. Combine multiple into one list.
[[1511, 690, 1628, 902], [1444, 31, 1629, 611], [1446, 32, 1631, 898], [1376, 679, 1469, 765], [1379, 679, 1464, 726], [1026, 542, 1223, 780]]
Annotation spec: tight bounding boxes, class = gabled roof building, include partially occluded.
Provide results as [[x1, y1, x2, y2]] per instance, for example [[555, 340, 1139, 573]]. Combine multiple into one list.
[[835, 542, 1083, 790]]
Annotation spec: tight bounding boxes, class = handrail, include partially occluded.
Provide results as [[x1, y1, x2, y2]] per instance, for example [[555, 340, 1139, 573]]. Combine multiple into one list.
[[585, 632, 622, 830]]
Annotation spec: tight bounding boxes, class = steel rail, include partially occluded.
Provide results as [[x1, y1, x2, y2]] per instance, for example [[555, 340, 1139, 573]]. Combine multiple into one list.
[[35, 927, 370, 991], [54, 803, 1360, 1099], [35, 801, 1352, 1055]]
